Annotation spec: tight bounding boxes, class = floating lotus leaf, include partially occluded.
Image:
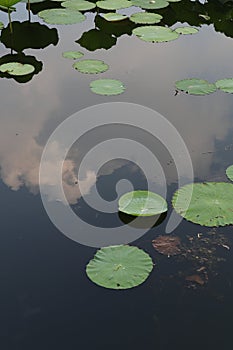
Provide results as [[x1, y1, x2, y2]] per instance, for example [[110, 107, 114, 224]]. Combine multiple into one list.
[[0, 0, 20, 7], [132, 25, 179, 42], [131, 0, 169, 9], [226, 165, 233, 181], [172, 182, 233, 227], [73, 59, 109, 74], [96, 0, 132, 10], [61, 0, 96, 11], [62, 50, 84, 59], [101, 13, 127, 22], [38, 8, 86, 25], [175, 26, 199, 35], [152, 235, 181, 256], [130, 12, 162, 24], [0, 22, 4, 30], [86, 245, 153, 289], [216, 78, 233, 93], [90, 79, 125, 95], [175, 79, 217, 95], [0, 62, 35, 76], [118, 191, 167, 216]]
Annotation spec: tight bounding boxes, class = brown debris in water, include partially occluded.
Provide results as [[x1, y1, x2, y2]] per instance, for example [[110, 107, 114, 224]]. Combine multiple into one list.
[[152, 236, 181, 257], [185, 274, 205, 286]]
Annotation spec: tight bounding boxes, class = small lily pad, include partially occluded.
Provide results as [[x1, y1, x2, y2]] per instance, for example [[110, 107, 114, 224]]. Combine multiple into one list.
[[130, 12, 162, 24], [226, 165, 233, 181], [90, 79, 125, 95], [86, 245, 153, 289], [174, 26, 199, 35], [131, 0, 169, 9], [119, 191, 167, 216], [216, 78, 233, 93], [175, 79, 217, 95], [172, 182, 233, 227], [0, 62, 35, 76], [96, 0, 132, 10], [101, 13, 127, 21], [62, 51, 84, 59], [38, 8, 86, 25], [61, 0, 96, 11], [133, 25, 179, 42], [73, 59, 109, 74]]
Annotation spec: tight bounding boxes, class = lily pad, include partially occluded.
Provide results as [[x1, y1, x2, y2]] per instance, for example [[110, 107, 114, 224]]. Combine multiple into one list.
[[175, 79, 217, 95], [62, 50, 84, 59], [226, 165, 233, 181], [152, 235, 181, 256], [172, 182, 233, 227], [101, 13, 127, 22], [86, 245, 153, 289], [90, 79, 125, 95], [61, 0, 96, 11], [118, 191, 167, 216], [0, 22, 4, 30], [38, 8, 86, 25], [0, 62, 35, 76], [0, 0, 20, 7], [174, 26, 199, 35], [96, 0, 132, 10], [73, 59, 109, 74], [131, 0, 169, 9], [130, 12, 162, 24], [216, 78, 233, 93], [132, 26, 179, 42]]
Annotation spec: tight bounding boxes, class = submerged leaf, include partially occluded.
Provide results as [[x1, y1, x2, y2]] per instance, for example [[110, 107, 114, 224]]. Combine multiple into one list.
[[96, 0, 132, 10], [119, 191, 167, 216], [0, 62, 35, 75], [175, 79, 217, 95], [130, 12, 162, 24], [61, 0, 96, 11], [86, 245, 153, 289], [73, 59, 109, 74], [90, 79, 125, 95], [172, 182, 233, 227], [174, 26, 199, 35], [226, 165, 233, 181], [152, 236, 181, 256], [186, 274, 205, 285], [216, 78, 233, 93], [62, 50, 84, 59], [133, 25, 179, 42], [101, 13, 127, 21], [38, 8, 86, 25], [131, 0, 169, 9]]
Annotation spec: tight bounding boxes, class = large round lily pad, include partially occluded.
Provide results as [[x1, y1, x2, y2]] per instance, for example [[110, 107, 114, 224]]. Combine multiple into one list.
[[132, 26, 179, 42], [96, 0, 132, 10], [90, 79, 125, 95], [0, 62, 35, 76], [62, 51, 84, 59], [73, 59, 109, 74], [86, 245, 153, 289], [226, 165, 233, 181], [174, 26, 199, 35], [175, 79, 217, 95], [130, 12, 162, 24], [38, 8, 86, 25], [216, 78, 233, 93], [0, 0, 20, 7], [172, 182, 233, 227], [61, 0, 96, 11], [101, 13, 127, 22], [131, 0, 169, 9], [119, 191, 167, 216]]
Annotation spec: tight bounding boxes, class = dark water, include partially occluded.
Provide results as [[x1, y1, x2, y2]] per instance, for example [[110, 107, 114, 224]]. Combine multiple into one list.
[[1, 1, 233, 349]]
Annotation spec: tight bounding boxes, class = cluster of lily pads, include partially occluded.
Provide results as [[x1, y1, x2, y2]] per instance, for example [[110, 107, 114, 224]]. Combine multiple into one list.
[[175, 78, 233, 95], [86, 164, 233, 290]]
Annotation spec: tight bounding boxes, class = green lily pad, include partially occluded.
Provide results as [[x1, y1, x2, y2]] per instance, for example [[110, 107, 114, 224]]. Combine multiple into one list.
[[226, 165, 233, 181], [0, 62, 35, 76], [130, 12, 162, 24], [118, 191, 168, 216], [216, 78, 233, 93], [174, 26, 199, 35], [172, 182, 233, 227], [73, 59, 109, 74], [175, 79, 217, 95], [101, 12, 127, 21], [62, 50, 84, 59], [0, 22, 4, 30], [86, 245, 153, 289], [131, 0, 169, 9], [96, 0, 132, 10], [0, 0, 20, 7], [133, 25, 179, 42], [90, 79, 125, 95], [38, 8, 86, 25], [61, 0, 96, 11]]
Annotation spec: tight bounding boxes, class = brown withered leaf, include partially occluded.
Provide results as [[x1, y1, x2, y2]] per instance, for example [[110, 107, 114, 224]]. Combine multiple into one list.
[[185, 274, 205, 286], [152, 236, 181, 256]]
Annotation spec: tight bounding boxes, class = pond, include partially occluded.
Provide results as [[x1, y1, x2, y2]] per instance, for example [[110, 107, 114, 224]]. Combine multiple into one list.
[[1, 0, 233, 348]]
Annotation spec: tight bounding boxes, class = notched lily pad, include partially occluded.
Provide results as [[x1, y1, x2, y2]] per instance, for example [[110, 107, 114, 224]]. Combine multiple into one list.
[[38, 8, 86, 25], [61, 0, 96, 11], [73, 59, 109, 74], [119, 190, 167, 216], [226, 165, 233, 181], [101, 13, 127, 22], [152, 235, 181, 256], [175, 79, 217, 95], [0, 62, 35, 75], [131, 0, 169, 9], [174, 26, 199, 35], [133, 25, 179, 42], [216, 78, 233, 93], [90, 79, 125, 95], [96, 0, 132, 10], [130, 12, 162, 24], [62, 50, 84, 59], [86, 245, 153, 289]]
